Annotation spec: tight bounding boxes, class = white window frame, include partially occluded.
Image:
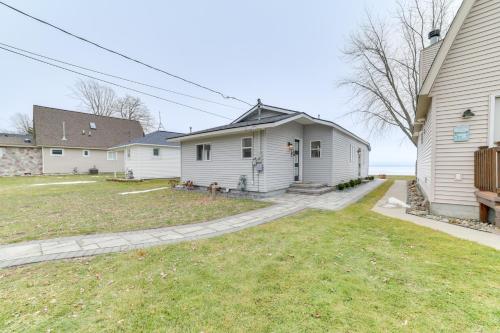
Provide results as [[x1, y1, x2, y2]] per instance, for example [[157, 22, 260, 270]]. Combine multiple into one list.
[[82, 150, 90, 157], [241, 137, 253, 159], [50, 148, 64, 157], [310, 140, 321, 158], [153, 147, 160, 157], [107, 151, 117, 161], [196, 143, 211, 161]]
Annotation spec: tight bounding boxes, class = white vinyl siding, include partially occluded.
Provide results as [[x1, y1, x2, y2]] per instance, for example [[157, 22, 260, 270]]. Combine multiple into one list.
[[416, 106, 434, 200], [430, 0, 500, 207], [124, 145, 180, 179], [42, 148, 123, 174], [181, 131, 265, 192], [332, 130, 369, 185], [244, 109, 286, 121], [303, 125, 333, 184], [264, 122, 303, 191]]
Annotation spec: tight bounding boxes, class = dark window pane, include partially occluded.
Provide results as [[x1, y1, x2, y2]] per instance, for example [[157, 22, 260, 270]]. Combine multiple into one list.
[[242, 138, 252, 148], [196, 145, 203, 160], [204, 144, 211, 160], [153, 148, 159, 156], [242, 148, 252, 158]]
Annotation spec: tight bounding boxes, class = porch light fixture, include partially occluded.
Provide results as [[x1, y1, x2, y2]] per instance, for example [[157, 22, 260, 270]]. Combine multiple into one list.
[[287, 142, 294, 156], [462, 109, 475, 119]]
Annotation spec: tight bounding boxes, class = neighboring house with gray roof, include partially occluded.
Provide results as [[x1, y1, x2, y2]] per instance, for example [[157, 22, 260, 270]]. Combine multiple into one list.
[[171, 102, 370, 195], [111, 130, 183, 179], [0, 105, 144, 176]]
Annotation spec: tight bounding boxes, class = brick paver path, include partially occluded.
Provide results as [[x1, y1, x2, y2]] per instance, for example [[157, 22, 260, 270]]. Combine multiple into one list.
[[0, 180, 384, 268]]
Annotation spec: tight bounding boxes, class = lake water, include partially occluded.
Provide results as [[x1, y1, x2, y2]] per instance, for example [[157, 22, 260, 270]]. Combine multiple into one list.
[[369, 166, 415, 176]]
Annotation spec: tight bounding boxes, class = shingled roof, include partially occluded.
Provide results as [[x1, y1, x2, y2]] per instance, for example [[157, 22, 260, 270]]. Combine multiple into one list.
[[0, 133, 35, 147], [33, 106, 144, 149], [112, 130, 184, 148]]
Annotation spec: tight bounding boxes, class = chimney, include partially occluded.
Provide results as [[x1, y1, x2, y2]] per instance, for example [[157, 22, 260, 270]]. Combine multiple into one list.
[[428, 29, 441, 45], [189, 126, 192, 133]]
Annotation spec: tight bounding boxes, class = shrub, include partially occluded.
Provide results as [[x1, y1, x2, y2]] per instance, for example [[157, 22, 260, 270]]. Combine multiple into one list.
[[344, 182, 351, 188], [349, 179, 355, 187], [337, 183, 345, 191], [356, 178, 362, 185]]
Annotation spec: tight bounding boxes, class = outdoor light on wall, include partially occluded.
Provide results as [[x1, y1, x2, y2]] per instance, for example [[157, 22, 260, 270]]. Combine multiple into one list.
[[287, 142, 294, 156], [462, 109, 475, 119]]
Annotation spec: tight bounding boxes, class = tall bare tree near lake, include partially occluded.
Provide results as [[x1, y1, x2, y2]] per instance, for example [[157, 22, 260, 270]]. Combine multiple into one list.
[[340, 0, 456, 146], [73, 79, 117, 116], [10, 112, 33, 135]]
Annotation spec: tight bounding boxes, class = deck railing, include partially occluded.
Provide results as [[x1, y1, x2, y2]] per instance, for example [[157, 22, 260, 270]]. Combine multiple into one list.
[[474, 146, 500, 194]]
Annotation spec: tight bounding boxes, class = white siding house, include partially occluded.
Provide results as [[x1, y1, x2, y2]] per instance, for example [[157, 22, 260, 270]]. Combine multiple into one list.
[[415, 0, 500, 221], [174, 103, 370, 195], [112, 131, 182, 179]]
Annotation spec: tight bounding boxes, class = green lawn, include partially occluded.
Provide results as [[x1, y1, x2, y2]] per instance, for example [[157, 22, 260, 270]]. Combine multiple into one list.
[[0, 175, 268, 244], [1, 180, 498, 332]]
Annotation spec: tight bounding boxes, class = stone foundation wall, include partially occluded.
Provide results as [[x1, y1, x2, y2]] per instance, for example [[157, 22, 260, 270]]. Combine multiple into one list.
[[0, 147, 43, 176]]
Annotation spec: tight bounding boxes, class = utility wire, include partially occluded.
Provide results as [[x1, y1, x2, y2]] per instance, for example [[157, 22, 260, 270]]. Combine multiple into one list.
[[0, 41, 244, 111], [0, 1, 253, 106], [0, 46, 233, 120]]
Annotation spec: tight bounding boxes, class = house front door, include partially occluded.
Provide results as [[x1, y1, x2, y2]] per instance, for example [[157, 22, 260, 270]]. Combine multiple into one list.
[[294, 139, 300, 181]]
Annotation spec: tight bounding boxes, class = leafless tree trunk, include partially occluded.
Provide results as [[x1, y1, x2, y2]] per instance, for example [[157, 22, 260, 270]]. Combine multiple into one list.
[[340, 0, 456, 146], [10, 112, 33, 135], [113, 95, 155, 132], [73, 79, 117, 116]]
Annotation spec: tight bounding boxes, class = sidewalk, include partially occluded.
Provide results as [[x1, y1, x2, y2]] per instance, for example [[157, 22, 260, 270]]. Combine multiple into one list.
[[0, 179, 384, 268], [372, 180, 500, 250]]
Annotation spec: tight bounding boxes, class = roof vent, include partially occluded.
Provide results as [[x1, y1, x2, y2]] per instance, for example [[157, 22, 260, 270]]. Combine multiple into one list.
[[428, 29, 441, 45]]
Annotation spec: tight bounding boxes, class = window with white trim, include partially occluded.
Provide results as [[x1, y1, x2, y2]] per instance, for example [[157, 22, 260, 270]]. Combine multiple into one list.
[[196, 144, 211, 161], [242, 137, 253, 159], [82, 150, 90, 157], [310, 141, 321, 158], [107, 151, 117, 160], [153, 148, 160, 157], [50, 148, 64, 156]]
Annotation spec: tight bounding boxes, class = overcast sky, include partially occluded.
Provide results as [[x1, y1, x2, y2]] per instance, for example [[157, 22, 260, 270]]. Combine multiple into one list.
[[0, 0, 417, 166]]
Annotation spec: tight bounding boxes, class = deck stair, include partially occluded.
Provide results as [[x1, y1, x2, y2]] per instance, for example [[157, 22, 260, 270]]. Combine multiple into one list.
[[287, 182, 334, 195]]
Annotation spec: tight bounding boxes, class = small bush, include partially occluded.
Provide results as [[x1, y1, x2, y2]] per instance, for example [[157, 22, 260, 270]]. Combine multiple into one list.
[[356, 178, 362, 185], [344, 182, 351, 188], [337, 183, 345, 191], [349, 179, 355, 187]]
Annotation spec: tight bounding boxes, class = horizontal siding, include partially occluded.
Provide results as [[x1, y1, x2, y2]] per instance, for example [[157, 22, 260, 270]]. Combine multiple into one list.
[[431, 0, 500, 208], [181, 130, 265, 192], [264, 122, 303, 191], [42, 147, 124, 174], [302, 125, 333, 184], [124, 146, 180, 179], [416, 106, 433, 200], [331, 129, 369, 185]]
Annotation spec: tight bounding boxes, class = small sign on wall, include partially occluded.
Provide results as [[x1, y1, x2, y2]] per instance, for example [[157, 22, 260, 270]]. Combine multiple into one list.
[[453, 125, 470, 142]]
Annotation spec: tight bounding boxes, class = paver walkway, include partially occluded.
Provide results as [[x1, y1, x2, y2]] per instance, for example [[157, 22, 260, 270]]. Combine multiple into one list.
[[0, 179, 384, 268], [373, 180, 500, 250]]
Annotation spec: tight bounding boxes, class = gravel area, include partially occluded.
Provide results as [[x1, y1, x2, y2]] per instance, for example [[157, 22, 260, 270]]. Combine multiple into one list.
[[406, 180, 499, 234]]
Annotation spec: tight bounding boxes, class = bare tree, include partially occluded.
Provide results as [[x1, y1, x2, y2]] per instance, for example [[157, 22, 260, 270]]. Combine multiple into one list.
[[340, 0, 456, 146], [113, 95, 154, 132], [10, 112, 33, 135], [73, 79, 117, 116]]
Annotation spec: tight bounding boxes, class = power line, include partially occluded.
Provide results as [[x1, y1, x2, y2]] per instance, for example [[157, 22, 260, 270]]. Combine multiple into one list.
[[0, 41, 244, 111], [0, 45, 233, 120], [0, 1, 253, 106]]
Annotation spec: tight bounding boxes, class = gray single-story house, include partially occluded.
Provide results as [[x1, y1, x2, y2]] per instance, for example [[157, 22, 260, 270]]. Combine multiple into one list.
[[111, 130, 183, 179], [171, 102, 370, 195]]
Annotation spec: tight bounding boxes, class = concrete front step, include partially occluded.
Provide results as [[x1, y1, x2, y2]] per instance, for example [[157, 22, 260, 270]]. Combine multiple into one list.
[[289, 182, 329, 189], [287, 186, 334, 195]]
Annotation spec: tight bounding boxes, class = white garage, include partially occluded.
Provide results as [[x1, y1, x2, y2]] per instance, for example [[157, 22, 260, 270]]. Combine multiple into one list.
[[112, 131, 182, 179]]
